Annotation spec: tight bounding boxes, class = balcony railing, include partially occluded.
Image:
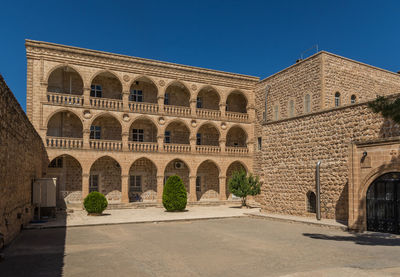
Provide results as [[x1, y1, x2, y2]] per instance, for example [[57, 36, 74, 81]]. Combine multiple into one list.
[[164, 105, 191, 116], [89, 139, 122, 151], [90, 97, 123, 111], [128, 142, 158, 152], [128, 102, 159, 114], [225, 146, 249, 155], [163, 143, 191, 153], [226, 111, 249, 122], [196, 109, 221, 119], [195, 145, 221, 154], [47, 92, 83, 106], [46, 136, 83, 149]]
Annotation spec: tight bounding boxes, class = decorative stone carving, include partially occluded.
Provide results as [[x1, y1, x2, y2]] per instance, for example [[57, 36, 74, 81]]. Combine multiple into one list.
[[221, 122, 227, 130], [191, 120, 197, 127], [158, 80, 165, 87], [83, 110, 92, 119], [122, 113, 130, 122], [123, 74, 130, 82], [191, 84, 197, 91], [158, 117, 165, 125]]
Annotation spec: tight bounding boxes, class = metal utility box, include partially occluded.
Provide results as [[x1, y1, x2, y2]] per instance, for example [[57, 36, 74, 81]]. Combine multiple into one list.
[[33, 178, 57, 207]]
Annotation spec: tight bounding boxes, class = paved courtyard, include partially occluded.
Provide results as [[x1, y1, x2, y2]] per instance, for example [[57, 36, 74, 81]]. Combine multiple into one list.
[[1, 217, 400, 277]]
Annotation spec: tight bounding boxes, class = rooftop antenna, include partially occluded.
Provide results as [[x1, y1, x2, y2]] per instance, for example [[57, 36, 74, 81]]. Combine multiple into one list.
[[300, 45, 319, 60]]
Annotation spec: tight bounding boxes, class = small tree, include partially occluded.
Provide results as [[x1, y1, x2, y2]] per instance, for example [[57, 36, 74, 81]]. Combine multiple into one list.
[[368, 95, 400, 124], [84, 191, 108, 215], [162, 175, 187, 211], [228, 170, 261, 207]]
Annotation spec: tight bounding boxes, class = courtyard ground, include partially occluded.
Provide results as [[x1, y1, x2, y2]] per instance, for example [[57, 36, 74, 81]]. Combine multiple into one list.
[[1, 217, 400, 276]]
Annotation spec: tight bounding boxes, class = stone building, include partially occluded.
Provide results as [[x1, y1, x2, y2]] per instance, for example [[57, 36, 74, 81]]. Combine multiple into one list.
[[26, 40, 400, 234]]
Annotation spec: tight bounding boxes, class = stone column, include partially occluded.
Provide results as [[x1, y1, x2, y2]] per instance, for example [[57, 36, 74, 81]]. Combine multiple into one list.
[[83, 128, 90, 149], [121, 174, 129, 203], [219, 138, 226, 153], [157, 135, 164, 152], [122, 131, 129, 151], [156, 175, 164, 203], [157, 96, 165, 114], [219, 103, 226, 118], [189, 175, 197, 202], [219, 175, 227, 200], [83, 87, 91, 107], [247, 140, 254, 154], [247, 104, 255, 122], [122, 91, 130, 112], [82, 172, 90, 200], [190, 136, 197, 154], [190, 98, 197, 117]]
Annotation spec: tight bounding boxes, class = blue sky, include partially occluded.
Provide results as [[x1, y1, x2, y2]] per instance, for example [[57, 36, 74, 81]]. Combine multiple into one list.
[[1, 0, 399, 111]]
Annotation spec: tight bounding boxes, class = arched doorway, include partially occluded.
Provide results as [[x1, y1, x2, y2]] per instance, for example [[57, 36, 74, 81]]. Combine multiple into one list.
[[129, 158, 157, 202], [366, 172, 400, 234]]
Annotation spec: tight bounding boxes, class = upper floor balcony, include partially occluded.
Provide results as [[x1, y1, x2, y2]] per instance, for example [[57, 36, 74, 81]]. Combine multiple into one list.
[[45, 66, 252, 123], [44, 110, 252, 156]]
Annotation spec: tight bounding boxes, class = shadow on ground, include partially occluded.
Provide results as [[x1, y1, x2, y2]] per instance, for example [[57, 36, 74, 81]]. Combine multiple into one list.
[[0, 209, 67, 277], [303, 232, 400, 246]]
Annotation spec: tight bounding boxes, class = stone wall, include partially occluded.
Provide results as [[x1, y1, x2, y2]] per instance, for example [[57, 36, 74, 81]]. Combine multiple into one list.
[[0, 75, 48, 244], [259, 102, 400, 221], [129, 158, 157, 202], [91, 75, 122, 99], [197, 161, 219, 200]]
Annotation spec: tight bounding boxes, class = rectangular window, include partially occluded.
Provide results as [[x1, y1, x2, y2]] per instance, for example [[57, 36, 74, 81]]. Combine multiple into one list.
[[196, 176, 201, 192], [196, 97, 203, 108], [90, 126, 101, 139], [257, 137, 262, 151], [129, 90, 143, 102], [164, 131, 171, 143], [132, 129, 144, 142], [274, 105, 279, 120], [90, 84, 102, 98], [49, 157, 63, 168], [130, 175, 142, 192], [89, 175, 99, 193], [289, 100, 295, 117], [196, 133, 201, 145], [164, 93, 169, 105]]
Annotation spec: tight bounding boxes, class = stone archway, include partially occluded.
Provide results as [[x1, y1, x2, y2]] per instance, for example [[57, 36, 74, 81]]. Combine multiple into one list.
[[226, 161, 247, 200], [128, 158, 157, 202], [196, 160, 220, 201], [366, 172, 400, 234]]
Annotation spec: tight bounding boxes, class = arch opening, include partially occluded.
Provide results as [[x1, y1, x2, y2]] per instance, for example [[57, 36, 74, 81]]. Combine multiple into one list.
[[90, 156, 122, 203], [196, 160, 220, 201], [226, 161, 247, 200], [47, 66, 83, 95], [91, 72, 122, 99], [306, 191, 316, 213], [164, 82, 190, 107], [164, 159, 190, 195], [129, 118, 157, 142], [226, 91, 247, 113], [164, 121, 190, 144], [197, 87, 220, 110], [90, 114, 122, 140], [129, 158, 157, 202], [226, 126, 247, 147], [47, 111, 83, 138], [129, 77, 158, 104], [197, 124, 219, 146]]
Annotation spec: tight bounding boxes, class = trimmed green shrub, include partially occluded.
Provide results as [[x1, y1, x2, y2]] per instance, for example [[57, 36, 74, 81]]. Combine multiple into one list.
[[162, 175, 187, 211], [84, 191, 108, 214], [228, 169, 261, 207]]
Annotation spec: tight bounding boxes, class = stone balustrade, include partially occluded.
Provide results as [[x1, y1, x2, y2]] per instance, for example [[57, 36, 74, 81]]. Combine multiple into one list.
[[46, 136, 83, 149], [128, 142, 158, 152], [163, 105, 191, 116], [196, 108, 221, 119], [163, 143, 191, 153], [225, 146, 249, 155], [195, 145, 221, 154], [90, 97, 124, 111], [47, 92, 83, 106], [128, 102, 159, 114], [89, 139, 123, 151], [226, 111, 249, 121]]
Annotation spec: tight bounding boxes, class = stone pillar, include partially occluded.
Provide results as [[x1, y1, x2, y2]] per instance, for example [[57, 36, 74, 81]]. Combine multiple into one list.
[[190, 98, 197, 117], [189, 175, 197, 202], [219, 103, 226, 118], [157, 96, 165, 114], [219, 138, 226, 153], [83, 128, 90, 149], [122, 131, 129, 151], [157, 175, 164, 203], [121, 174, 129, 203], [190, 136, 197, 153], [82, 172, 90, 200], [83, 87, 91, 107], [122, 91, 130, 112], [247, 140, 254, 154], [157, 135, 164, 152], [219, 175, 227, 200], [247, 104, 255, 122]]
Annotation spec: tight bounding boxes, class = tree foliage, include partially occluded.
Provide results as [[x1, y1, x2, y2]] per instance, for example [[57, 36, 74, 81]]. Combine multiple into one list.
[[162, 175, 187, 211], [228, 170, 261, 207], [368, 96, 400, 124], [84, 191, 108, 214]]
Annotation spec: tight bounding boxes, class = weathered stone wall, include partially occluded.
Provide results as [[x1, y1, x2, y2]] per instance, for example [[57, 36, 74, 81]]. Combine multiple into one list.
[[165, 84, 190, 106], [0, 75, 48, 244], [259, 102, 399, 221], [91, 115, 122, 140], [197, 161, 219, 200], [197, 89, 220, 110], [47, 111, 83, 138], [129, 119, 157, 142], [47, 68, 83, 95], [129, 158, 157, 202], [130, 80, 158, 103], [91, 75, 122, 99]]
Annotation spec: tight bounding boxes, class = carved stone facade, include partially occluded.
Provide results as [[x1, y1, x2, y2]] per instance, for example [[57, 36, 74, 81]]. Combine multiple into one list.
[[25, 40, 400, 232]]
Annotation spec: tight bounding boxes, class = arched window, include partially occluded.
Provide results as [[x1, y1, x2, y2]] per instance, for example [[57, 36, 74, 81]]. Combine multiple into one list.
[[289, 99, 295, 117], [274, 105, 279, 120], [335, 92, 341, 107], [351, 94, 356, 104], [304, 94, 311, 113], [306, 191, 316, 213]]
